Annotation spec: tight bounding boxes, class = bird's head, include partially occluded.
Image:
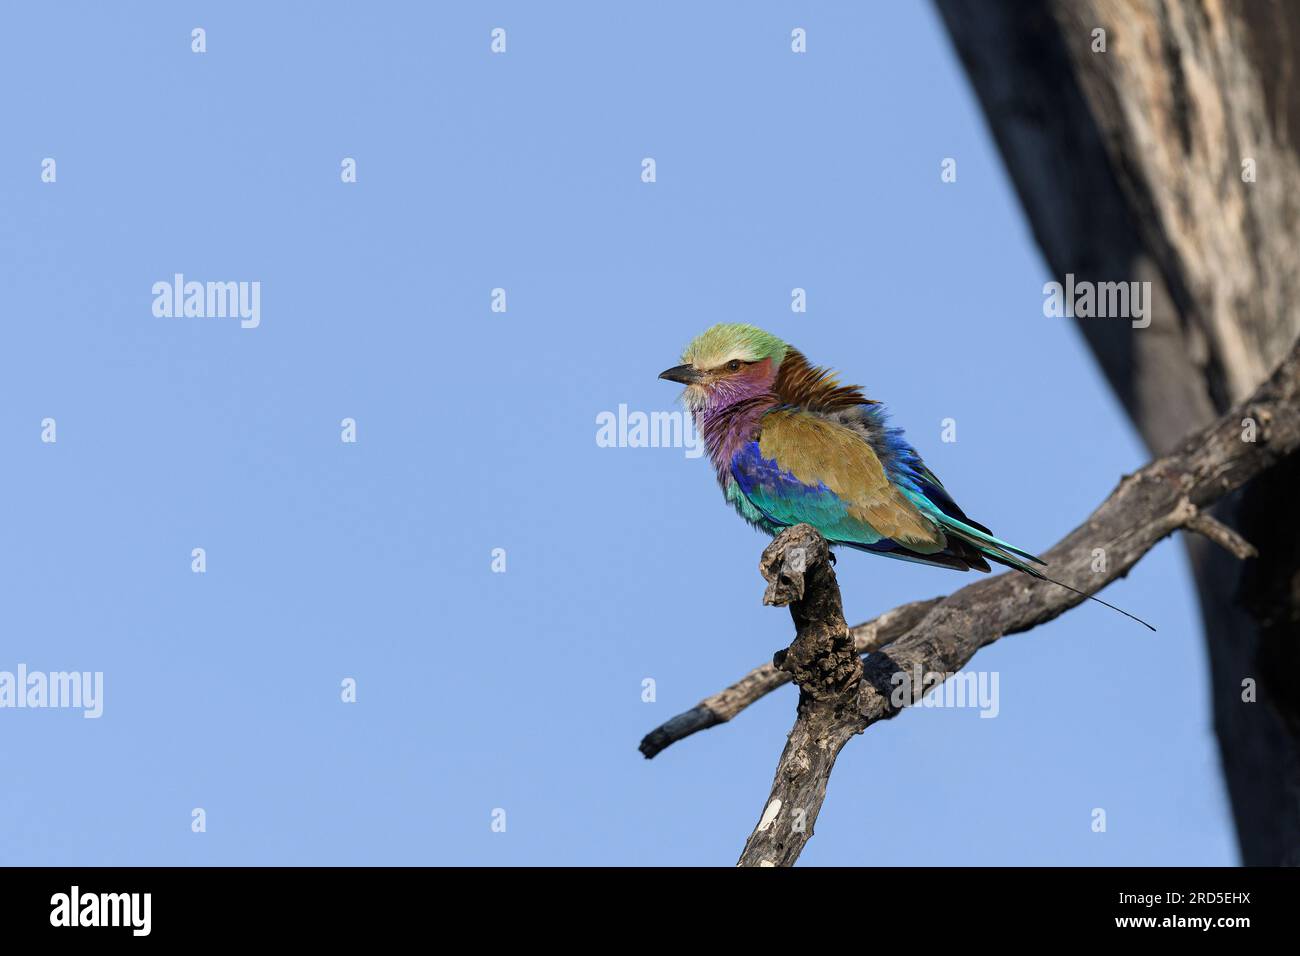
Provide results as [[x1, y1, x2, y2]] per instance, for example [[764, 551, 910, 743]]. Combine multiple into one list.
[[659, 323, 788, 412]]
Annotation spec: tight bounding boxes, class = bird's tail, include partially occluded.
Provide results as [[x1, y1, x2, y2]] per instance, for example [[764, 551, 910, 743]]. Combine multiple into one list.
[[935, 512, 1156, 632], [1004, 561, 1156, 632]]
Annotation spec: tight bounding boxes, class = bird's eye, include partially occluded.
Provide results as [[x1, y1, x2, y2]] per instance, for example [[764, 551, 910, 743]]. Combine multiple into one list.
[[726, 360, 743, 372]]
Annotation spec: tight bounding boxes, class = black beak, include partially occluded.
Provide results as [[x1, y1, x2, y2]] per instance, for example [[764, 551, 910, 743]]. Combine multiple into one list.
[[658, 364, 703, 385]]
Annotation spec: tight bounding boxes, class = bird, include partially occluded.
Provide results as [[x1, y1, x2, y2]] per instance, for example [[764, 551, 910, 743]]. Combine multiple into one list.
[[658, 322, 1153, 630]]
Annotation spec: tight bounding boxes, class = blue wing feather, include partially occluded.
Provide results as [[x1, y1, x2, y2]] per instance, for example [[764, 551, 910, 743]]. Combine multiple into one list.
[[728, 441, 885, 546]]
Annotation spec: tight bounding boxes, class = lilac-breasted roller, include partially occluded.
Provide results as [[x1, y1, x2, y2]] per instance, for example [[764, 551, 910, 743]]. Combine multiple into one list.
[[659, 323, 1152, 629]]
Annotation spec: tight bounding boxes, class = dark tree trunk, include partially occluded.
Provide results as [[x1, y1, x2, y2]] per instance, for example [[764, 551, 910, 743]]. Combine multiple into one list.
[[935, 0, 1300, 864]]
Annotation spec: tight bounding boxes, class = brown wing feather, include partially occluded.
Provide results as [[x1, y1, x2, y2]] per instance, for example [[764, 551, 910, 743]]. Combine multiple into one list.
[[758, 409, 944, 550], [772, 347, 878, 411]]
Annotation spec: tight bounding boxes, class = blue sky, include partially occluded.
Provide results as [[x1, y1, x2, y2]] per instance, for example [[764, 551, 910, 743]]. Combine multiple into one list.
[[0, 2, 1235, 865]]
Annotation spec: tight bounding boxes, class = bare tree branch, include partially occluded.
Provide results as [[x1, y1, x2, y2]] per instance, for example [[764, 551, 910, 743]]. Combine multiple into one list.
[[736, 525, 860, 867], [1186, 510, 1259, 561], [641, 335, 1300, 865], [638, 598, 939, 759]]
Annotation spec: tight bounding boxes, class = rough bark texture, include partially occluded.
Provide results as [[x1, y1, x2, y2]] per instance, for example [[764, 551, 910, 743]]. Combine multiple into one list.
[[657, 337, 1300, 865], [934, 0, 1300, 865], [638, 597, 939, 759], [736, 526, 861, 867]]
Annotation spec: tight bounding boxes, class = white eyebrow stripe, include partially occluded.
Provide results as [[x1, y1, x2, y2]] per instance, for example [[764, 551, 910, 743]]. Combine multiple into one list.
[[694, 348, 760, 368]]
